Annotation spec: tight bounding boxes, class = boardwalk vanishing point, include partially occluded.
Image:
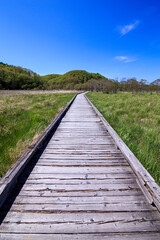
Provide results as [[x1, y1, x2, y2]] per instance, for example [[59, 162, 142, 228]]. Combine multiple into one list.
[[0, 93, 160, 239]]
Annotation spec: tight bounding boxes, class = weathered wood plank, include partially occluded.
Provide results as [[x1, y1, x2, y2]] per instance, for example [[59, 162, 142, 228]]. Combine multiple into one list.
[[51, 135, 113, 139], [46, 144, 117, 150], [7, 203, 155, 212], [36, 159, 126, 164], [1, 220, 160, 233], [1, 233, 160, 240], [18, 188, 143, 197], [43, 149, 122, 154], [27, 172, 136, 179], [53, 130, 107, 134], [49, 141, 114, 145], [20, 182, 139, 191], [31, 166, 133, 174], [22, 178, 135, 185], [39, 157, 125, 161], [54, 129, 110, 137], [13, 195, 146, 204], [57, 126, 105, 130], [3, 211, 160, 223], [40, 154, 125, 159]]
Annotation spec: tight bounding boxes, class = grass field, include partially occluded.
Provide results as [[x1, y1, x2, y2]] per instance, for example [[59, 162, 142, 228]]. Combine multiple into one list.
[[87, 92, 160, 184], [0, 92, 75, 178]]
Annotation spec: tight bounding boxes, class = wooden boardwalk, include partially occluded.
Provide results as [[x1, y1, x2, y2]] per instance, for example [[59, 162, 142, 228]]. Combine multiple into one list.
[[0, 93, 160, 239]]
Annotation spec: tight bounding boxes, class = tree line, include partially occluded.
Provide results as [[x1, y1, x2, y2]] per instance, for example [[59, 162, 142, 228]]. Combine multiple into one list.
[[0, 62, 159, 92], [77, 78, 160, 93], [0, 62, 43, 90]]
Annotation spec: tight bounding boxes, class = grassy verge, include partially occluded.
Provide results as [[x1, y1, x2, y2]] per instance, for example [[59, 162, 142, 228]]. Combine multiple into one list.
[[0, 93, 75, 178], [87, 92, 160, 184]]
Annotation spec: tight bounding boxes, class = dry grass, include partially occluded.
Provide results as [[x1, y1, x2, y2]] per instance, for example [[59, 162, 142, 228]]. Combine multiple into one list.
[[0, 90, 80, 95]]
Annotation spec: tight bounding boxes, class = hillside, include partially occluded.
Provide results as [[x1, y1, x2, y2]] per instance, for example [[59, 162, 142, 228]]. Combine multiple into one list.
[[0, 62, 43, 90], [0, 63, 111, 91], [41, 70, 111, 90]]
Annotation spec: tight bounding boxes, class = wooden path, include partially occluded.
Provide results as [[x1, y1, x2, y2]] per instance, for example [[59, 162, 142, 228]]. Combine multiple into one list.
[[0, 93, 160, 239]]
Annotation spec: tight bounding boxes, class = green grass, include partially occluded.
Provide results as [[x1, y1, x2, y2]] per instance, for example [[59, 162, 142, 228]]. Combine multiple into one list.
[[87, 92, 160, 184], [0, 93, 75, 177]]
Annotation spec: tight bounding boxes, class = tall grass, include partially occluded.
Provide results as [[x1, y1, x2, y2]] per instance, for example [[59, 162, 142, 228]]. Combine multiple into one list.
[[0, 93, 75, 177], [87, 92, 160, 184]]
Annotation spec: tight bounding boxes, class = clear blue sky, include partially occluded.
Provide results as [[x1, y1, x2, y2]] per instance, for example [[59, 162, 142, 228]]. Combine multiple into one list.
[[0, 0, 160, 82]]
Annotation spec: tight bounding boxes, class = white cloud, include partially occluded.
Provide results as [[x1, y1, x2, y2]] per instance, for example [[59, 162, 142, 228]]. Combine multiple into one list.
[[119, 20, 139, 36], [114, 56, 136, 63]]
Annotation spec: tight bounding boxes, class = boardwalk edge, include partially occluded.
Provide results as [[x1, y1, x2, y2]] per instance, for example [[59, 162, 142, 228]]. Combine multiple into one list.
[[85, 93, 160, 212], [0, 93, 78, 209]]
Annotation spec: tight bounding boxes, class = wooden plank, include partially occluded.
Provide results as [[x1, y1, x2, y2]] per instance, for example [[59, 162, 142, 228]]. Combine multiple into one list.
[[57, 126, 104, 129], [38, 155, 125, 160], [22, 178, 136, 185], [26, 172, 136, 180], [59, 122, 102, 126], [53, 133, 110, 137], [4, 202, 156, 213], [13, 195, 146, 204], [1, 220, 160, 233], [62, 119, 102, 122], [40, 152, 124, 156], [29, 161, 128, 167], [40, 154, 125, 158], [20, 183, 139, 191], [31, 166, 133, 174], [18, 189, 143, 197], [43, 149, 122, 154], [46, 144, 117, 150], [3, 211, 160, 223], [50, 137, 113, 141], [1, 233, 160, 240], [49, 140, 114, 144], [37, 157, 126, 161], [53, 130, 107, 134], [35, 155, 126, 159], [38, 157, 126, 161]]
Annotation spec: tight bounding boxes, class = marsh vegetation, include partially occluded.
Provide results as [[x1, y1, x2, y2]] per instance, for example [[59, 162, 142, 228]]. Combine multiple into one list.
[[87, 92, 160, 184], [0, 92, 75, 177]]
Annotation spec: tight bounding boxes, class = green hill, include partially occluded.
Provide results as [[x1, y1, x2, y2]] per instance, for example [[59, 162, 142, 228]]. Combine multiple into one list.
[[41, 70, 111, 90], [0, 62, 43, 90]]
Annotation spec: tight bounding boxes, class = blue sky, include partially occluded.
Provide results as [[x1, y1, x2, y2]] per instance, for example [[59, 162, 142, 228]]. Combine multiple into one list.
[[0, 0, 160, 82]]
